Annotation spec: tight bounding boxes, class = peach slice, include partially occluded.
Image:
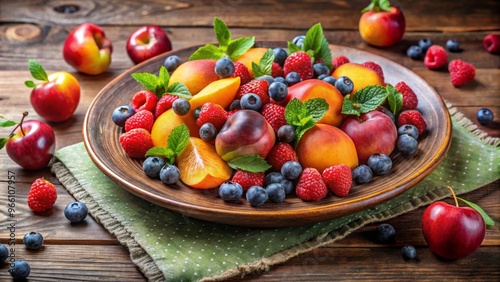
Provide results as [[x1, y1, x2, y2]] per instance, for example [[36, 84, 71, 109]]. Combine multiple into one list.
[[235, 47, 268, 79], [151, 108, 199, 147], [332, 62, 384, 95], [168, 59, 219, 95]]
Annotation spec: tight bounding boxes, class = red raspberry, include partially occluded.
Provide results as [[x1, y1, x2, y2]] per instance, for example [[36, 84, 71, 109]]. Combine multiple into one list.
[[283, 51, 313, 80], [266, 142, 298, 171], [332, 56, 349, 71], [261, 103, 287, 133], [362, 61, 384, 82], [130, 90, 158, 112], [236, 79, 270, 105], [424, 45, 448, 70], [398, 110, 427, 135], [322, 164, 353, 197], [124, 110, 154, 132], [448, 59, 476, 87], [27, 178, 58, 212], [196, 102, 229, 131], [232, 62, 251, 85], [119, 128, 154, 158], [155, 94, 179, 118], [271, 62, 284, 78], [295, 168, 328, 201], [483, 34, 500, 54], [231, 170, 265, 191], [395, 81, 418, 110]]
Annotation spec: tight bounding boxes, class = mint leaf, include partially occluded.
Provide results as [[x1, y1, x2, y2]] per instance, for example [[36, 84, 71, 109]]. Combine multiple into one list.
[[167, 82, 192, 99], [285, 98, 308, 127], [305, 98, 329, 123], [341, 95, 361, 116], [458, 197, 495, 227], [341, 85, 388, 116], [227, 36, 255, 61], [167, 124, 190, 158], [25, 80, 36, 88], [285, 98, 329, 146], [145, 147, 172, 159], [228, 155, 271, 173], [189, 44, 225, 61], [214, 17, 231, 49], [362, 0, 391, 13], [319, 37, 333, 71], [158, 66, 170, 90], [303, 23, 323, 55], [288, 23, 332, 71], [386, 84, 403, 116], [27, 59, 49, 82], [287, 42, 302, 54], [131, 72, 160, 93], [252, 49, 274, 78]]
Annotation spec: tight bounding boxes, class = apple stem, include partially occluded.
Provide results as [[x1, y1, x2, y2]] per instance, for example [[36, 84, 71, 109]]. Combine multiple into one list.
[[447, 186, 459, 207], [10, 111, 29, 137]]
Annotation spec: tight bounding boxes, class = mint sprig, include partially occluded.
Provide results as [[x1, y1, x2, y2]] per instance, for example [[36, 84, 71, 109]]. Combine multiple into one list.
[[25, 59, 49, 88], [285, 98, 329, 146], [131, 66, 191, 99], [189, 17, 255, 61], [287, 23, 332, 72], [386, 84, 403, 116], [228, 155, 271, 173], [458, 197, 495, 227], [341, 85, 389, 116], [145, 124, 190, 164], [252, 49, 275, 78]]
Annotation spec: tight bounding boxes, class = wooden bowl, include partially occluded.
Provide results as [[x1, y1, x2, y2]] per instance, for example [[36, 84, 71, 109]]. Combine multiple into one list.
[[83, 42, 452, 228]]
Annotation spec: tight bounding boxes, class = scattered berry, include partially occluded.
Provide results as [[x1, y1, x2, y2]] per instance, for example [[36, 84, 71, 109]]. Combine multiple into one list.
[[377, 223, 396, 243], [23, 232, 44, 250], [401, 245, 417, 260], [424, 45, 448, 70], [277, 124, 296, 143], [352, 164, 373, 184], [236, 79, 270, 105], [0, 244, 8, 263], [483, 34, 500, 54], [154, 94, 179, 118], [265, 183, 286, 203], [219, 181, 243, 201], [261, 103, 287, 133], [281, 161, 303, 180], [130, 90, 158, 112], [142, 156, 166, 178], [398, 110, 427, 135], [27, 178, 57, 212], [119, 128, 154, 158], [448, 59, 475, 87], [268, 81, 288, 102], [397, 124, 419, 140], [273, 48, 288, 66], [232, 61, 251, 85], [112, 105, 135, 127], [163, 55, 182, 72], [335, 76, 354, 95], [267, 142, 299, 171], [231, 170, 265, 191], [64, 201, 88, 223], [332, 55, 349, 71], [196, 102, 228, 131], [285, 71, 301, 86], [322, 164, 352, 197], [295, 168, 328, 201], [283, 51, 313, 81], [9, 260, 30, 280], [199, 123, 218, 142], [397, 134, 418, 155], [159, 164, 181, 185], [476, 108, 494, 125], [406, 45, 423, 59], [418, 38, 432, 52], [367, 154, 392, 176], [214, 57, 235, 78], [446, 39, 461, 52], [246, 185, 268, 206], [395, 81, 418, 110], [172, 98, 191, 116], [362, 61, 384, 81], [124, 110, 154, 132]]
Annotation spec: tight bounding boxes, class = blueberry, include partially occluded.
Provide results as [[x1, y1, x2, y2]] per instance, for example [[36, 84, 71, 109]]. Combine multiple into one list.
[[214, 57, 235, 78], [256, 74, 275, 85], [219, 181, 243, 201], [264, 171, 285, 186], [277, 125, 296, 143], [418, 38, 432, 52], [397, 124, 419, 140], [273, 47, 288, 66], [317, 74, 328, 80], [281, 161, 302, 180], [352, 164, 373, 184], [172, 98, 191, 116], [193, 106, 202, 119], [229, 99, 241, 110], [280, 179, 295, 195], [406, 45, 423, 59], [446, 39, 461, 52], [322, 75, 336, 86], [246, 185, 268, 206], [163, 55, 182, 72], [266, 183, 286, 203], [199, 123, 218, 142], [159, 164, 181, 185], [0, 244, 8, 263], [23, 232, 44, 250], [268, 81, 288, 102], [112, 105, 135, 127], [64, 201, 89, 223], [334, 76, 354, 95], [367, 154, 393, 175], [313, 63, 330, 77], [397, 134, 418, 155], [273, 76, 286, 84], [401, 245, 417, 260], [377, 223, 396, 243], [142, 156, 165, 178], [477, 107, 494, 125], [285, 71, 301, 86], [9, 260, 30, 280], [240, 93, 262, 111], [292, 35, 306, 48]]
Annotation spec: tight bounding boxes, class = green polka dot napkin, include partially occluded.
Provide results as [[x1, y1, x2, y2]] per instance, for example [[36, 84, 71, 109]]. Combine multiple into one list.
[[51, 105, 499, 282]]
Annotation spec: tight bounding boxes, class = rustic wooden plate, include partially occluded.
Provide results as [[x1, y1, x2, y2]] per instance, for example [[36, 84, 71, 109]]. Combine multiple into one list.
[[83, 42, 452, 228]]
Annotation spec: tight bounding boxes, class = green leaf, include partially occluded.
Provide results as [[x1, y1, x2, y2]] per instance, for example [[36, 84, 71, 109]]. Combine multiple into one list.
[[167, 82, 192, 99], [214, 17, 231, 48], [189, 44, 225, 61], [285, 98, 307, 127], [361, 0, 391, 13], [28, 59, 49, 82], [157, 66, 170, 92], [386, 84, 403, 116], [0, 137, 9, 150], [341, 96, 362, 116], [167, 124, 190, 158], [285, 98, 328, 146], [303, 23, 323, 54], [228, 155, 272, 173], [131, 72, 160, 93], [145, 147, 172, 159], [458, 197, 495, 227], [287, 42, 303, 54], [341, 85, 388, 116], [252, 48, 274, 78], [0, 117, 17, 128], [304, 98, 329, 123], [227, 36, 255, 61], [319, 37, 333, 71], [24, 80, 36, 88]]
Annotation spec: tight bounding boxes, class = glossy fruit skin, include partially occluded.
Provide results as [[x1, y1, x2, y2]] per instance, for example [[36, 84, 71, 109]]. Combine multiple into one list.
[[219, 181, 243, 201], [401, 245, 417, 260], [246, 185, 268, 206], [9, 260, 30, 279], [476, 108, 494, 125], [30, 72, 80, 122], [422, 201, 485, 260], [6, 120, 55, 170], [63, 23, 112, 75], [352, 164, 373, 184], [377, 223, 396, 243], [406, 45, 423, 59], [64, 201, 89, 223], [142, 156, 165, 178], [23, 232, 44, 250], [126, 25, 172, 64], [482, 34, 500, 54], [359, 6, 406, 47]]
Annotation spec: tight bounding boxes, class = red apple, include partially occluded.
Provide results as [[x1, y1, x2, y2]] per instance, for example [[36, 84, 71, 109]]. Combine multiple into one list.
[[359, 0, 406, 47], [126, 25, 172, 64], [340, 110, 397, 164], [4, 113, 55, 170], [422, 187, 486, 260], [25, 60, 80, 122], [63, 23, 113, 75]]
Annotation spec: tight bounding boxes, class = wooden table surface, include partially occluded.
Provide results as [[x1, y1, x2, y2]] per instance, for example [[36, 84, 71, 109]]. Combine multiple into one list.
[[1, 0, 499, 281]]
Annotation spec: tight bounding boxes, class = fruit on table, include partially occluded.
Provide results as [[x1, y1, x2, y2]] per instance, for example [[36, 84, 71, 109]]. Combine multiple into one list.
[[341, 110, 397, 164], [332, 63, 385, 95], [23, 232, 44, 250], [126, 25, 172, 64], [424, 45, 448, 70], [168, 59, 220, 95], [64, 201, 89, 223], [448, 59, 475, 87], [482, 34, 500, 54], [27, 178, 58, 212], [9, 260, 30, 280], [359, 0, 406, 47], [176, 137, 232, 189], [215, 110, 276, 161], [296, 123, 359, 172], [235, 47, 268, 78], [63, 23, 112, 75], [476, 108, 494, 126]]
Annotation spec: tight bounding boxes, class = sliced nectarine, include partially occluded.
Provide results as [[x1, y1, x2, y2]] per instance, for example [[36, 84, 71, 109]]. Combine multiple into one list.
[[168, 59, 219, 95], [189, 76, 241, 110], [150, 109, 199, 147]]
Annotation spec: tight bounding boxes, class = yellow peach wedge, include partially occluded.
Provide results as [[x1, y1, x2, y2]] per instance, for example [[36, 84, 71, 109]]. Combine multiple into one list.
[[168, 59, 219, 95]]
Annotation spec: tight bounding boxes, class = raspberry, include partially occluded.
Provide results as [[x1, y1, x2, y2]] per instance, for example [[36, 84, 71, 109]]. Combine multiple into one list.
[[119, 128, 154, 158], [295, 167, 328, 201], [266, 142, 298, 171], [483, 34, 500, 54], [124, 110, 154, 132], [196, 102, 229, 131], [130, 90, 158, 112], [283, 51, 313, 80], [322, 164, 352, 197], [395, 81, 418, 110], [332, 55, 349, 71], [362, 61, 384, 81], [448, 59, 475, 87], [155, 94, 179, 118], [398, 110, 427, 135], [27, 178, 57, 212], [236, 79, 270, 105], [260, 103, 287, 133], [231, 170, 265, 191], [271, 62, 284, 78], [424, 45, 448, 70], [232, 62, 251, 85]]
